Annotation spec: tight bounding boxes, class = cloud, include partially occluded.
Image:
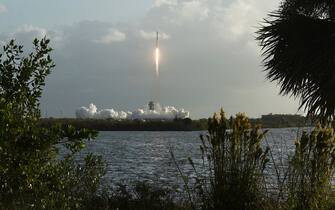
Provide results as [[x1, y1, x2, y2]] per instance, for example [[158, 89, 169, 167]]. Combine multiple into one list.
[[149, 0, 210, 24], [0, 25, 48, 47], [0, 4, 7, 13], [94, 28, 126, 44], [180, 0, 209, 21], [218, 0, 279, 39], [153, 0, 177, 8], [139, 30, 170, 40], [16, 25, 48, 38], [0, 24, 65, 49], [0, 0, 300, 118]]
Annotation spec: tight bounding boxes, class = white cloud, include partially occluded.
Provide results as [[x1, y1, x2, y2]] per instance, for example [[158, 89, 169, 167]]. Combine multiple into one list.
[[150, 0, 210, 23], [0, 24, 65, 50], [180, 0, 209, 21], [139, 30, 170, 40], [0, 4, 7, 13], [153, 0, 177, 8], [148, 0, 278, 40], [16, 24, 48, 38], [0, 25, 49, 46], [94, 28, 126, 44], [214, 0, 279, 40]]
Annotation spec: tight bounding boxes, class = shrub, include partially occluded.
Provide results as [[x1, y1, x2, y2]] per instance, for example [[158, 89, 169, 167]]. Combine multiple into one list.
[[286, 125, 335, 210], [0, 39, 105, 209], [89, 181, 191, 210], [192, 109, 270, 210]]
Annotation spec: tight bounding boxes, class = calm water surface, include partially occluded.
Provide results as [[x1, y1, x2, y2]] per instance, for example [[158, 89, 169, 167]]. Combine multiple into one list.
[[63, 128, 312, 187]]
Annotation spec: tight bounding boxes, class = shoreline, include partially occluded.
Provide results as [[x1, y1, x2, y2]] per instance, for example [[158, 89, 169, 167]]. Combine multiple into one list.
[[39, 115, 312, 131]]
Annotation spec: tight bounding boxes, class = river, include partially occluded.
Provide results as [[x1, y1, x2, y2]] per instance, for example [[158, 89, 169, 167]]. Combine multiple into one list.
[[60, 128, 312, 188]]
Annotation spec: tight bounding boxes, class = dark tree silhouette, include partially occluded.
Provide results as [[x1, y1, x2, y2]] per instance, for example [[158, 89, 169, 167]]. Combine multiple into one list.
[[257, 0, 335, 121]]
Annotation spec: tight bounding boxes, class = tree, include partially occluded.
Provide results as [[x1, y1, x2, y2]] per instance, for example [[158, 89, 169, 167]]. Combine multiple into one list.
[[257, 0, 335, 122], [0, 38, 105, 209]]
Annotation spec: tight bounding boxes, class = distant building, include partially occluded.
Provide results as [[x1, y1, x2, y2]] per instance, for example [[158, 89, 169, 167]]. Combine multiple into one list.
[[148, 101, 155, 111]]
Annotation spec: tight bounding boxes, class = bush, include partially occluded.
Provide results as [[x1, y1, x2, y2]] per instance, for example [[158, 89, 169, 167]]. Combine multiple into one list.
[[87, 181, 191, 210], [286, 125, 335, 210], [190, 109, 270, 210], [0, 39, 105, 209]]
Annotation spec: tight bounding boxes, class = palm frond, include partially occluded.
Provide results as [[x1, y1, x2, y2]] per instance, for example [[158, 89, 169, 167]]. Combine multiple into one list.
[[257, 12, 335, 121]]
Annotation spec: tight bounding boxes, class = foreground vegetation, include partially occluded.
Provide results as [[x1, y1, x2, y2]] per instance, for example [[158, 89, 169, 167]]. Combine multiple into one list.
[[0, 39, 105, 209]]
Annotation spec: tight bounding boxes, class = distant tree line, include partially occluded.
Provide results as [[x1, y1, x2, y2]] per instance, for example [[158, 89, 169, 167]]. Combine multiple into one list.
[[39, 118, 208, 131], [39, 114, 312, 131], [250, 114, 313, 128]]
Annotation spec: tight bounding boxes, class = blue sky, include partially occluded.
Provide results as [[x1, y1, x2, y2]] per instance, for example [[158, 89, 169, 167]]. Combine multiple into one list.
[[0, 0, 304, 118]]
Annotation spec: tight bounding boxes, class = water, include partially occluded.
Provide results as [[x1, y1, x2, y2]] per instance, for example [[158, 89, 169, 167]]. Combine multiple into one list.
[[61, 128, 312, 187]]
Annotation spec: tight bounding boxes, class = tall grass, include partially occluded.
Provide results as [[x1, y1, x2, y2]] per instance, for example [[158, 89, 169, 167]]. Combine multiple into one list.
[[181, 110, 335, 210], [286, 125, 335, 210], [189, 109, 270, 210]]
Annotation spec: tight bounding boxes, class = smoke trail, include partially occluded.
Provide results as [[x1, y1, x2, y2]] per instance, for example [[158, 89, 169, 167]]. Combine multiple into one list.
[[155, 47, 159, 77]]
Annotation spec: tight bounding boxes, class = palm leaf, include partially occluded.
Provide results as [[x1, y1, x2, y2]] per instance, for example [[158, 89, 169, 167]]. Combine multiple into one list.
[[257, 12, 335, 121]]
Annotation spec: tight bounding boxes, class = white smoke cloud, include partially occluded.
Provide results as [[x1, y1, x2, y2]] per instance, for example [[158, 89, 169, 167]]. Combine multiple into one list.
[[76, 103, 190, 120]]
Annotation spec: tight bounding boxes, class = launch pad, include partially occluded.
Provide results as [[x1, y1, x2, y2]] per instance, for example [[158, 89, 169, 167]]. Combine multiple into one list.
[[148, 101, 155, 111]]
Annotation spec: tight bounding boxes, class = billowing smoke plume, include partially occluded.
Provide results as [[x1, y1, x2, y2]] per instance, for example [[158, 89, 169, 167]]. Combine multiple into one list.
[[76, 103, 190, 120]]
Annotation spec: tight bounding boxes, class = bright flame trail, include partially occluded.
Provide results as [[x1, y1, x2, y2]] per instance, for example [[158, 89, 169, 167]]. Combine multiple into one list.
[[155, 31, 160, 77], [155, 47, 159, 77]]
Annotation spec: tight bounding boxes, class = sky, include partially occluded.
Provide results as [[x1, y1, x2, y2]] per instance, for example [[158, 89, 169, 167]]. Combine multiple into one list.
[[0, 0, 304, 119]]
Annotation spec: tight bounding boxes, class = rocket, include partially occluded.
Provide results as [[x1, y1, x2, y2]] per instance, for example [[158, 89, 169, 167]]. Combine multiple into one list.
[[156, 31, 159, 48]]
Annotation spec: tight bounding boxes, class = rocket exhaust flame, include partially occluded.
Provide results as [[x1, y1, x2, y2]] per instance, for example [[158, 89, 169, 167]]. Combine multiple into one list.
[[155, 47, 159, 77], [155, 31, 159, 77]]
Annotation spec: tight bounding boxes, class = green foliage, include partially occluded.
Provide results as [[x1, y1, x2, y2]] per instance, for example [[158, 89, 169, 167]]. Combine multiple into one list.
[[186, 110, 335, 210], [39, 118, 209, 131], [39, 115, 311, 132], [257, 114, 312, 128], [0, 39, 105, 209], [287, 125, 335, 210], [193, 109, 270, 210], [87, 182, 191, 210], [257, 0, 335, 121]]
